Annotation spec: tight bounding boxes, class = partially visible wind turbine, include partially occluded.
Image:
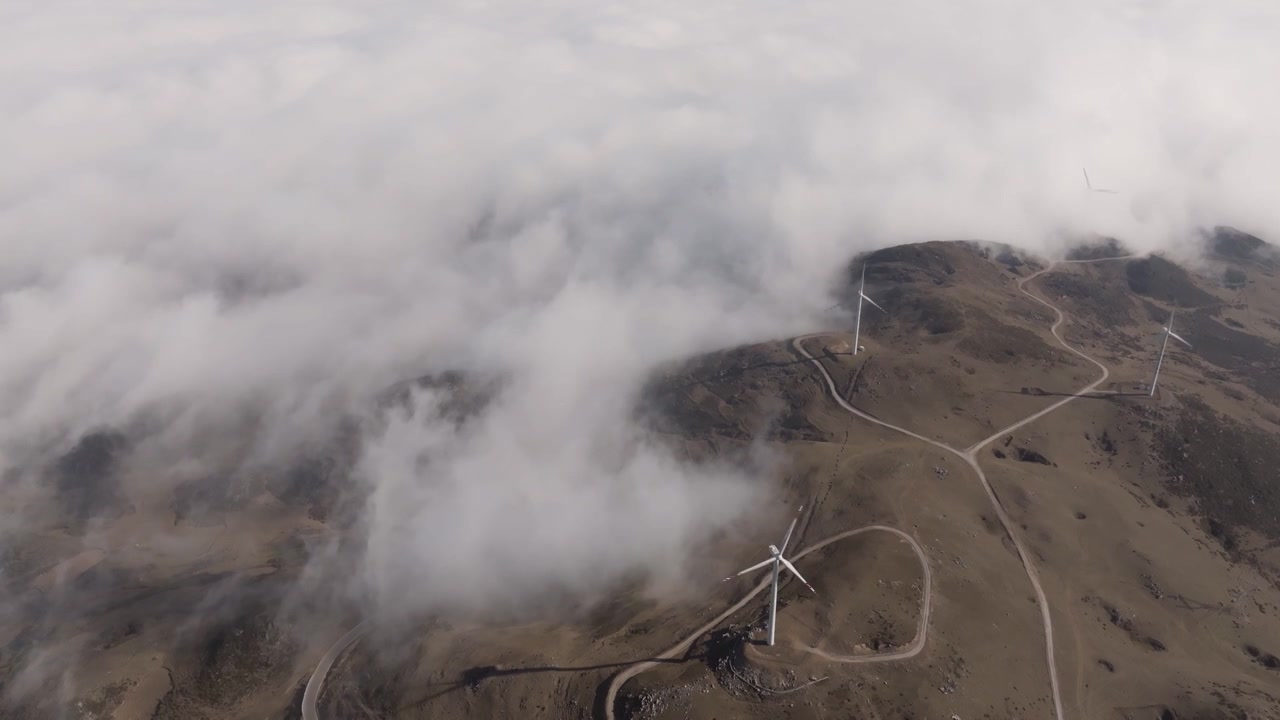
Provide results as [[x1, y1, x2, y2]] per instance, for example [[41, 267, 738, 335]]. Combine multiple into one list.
[[1083, 167, 1118, 194], [1149, 309, 1192, 397], [853, 263, 887, 355], [724, 506, 815, 646]]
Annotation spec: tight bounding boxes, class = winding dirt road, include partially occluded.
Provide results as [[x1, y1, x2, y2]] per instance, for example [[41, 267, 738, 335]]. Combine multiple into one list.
[[602, 526, 932, 719], [605, 257, 1118, 720], [301, 621, 367, 720], [788, 259, 1120, 720], [308, 256, 1122, 720]]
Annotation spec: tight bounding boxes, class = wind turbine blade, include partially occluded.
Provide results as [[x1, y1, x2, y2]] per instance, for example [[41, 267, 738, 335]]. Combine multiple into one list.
[[861, 293, 887, 314], [779, 557, 816, 594], [1085, 167, 1119, 193], [779, 514, 799, 554], [724, 557, 773, 581], [1168, 330, 1192, 348]]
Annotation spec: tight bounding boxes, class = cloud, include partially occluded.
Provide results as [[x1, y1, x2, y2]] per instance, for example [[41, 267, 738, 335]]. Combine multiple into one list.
[[1, 0, 1277, 626], [359, 383, 769, 620]]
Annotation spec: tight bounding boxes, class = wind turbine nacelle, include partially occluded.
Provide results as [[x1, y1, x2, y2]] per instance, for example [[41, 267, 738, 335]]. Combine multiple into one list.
[[768, 544, 781, 557]]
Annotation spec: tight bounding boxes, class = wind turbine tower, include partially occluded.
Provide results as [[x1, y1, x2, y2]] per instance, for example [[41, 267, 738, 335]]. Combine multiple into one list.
[[1149, 309, 1192, 397], [852, 263, 887, 355], [725, 506, 816, 646]]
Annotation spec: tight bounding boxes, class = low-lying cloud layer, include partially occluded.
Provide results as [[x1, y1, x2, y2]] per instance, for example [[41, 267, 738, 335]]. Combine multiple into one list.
[[1, 0, 1278, 621]]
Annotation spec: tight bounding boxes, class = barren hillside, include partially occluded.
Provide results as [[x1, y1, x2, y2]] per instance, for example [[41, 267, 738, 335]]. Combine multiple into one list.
[[5, 236, 1280, 720]]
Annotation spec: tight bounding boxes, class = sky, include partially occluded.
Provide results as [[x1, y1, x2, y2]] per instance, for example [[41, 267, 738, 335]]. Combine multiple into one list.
[[1, 0, 1278, 624]]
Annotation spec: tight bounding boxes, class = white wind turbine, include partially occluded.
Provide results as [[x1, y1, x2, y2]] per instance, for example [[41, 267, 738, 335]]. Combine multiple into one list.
[[724, 506, 816, 646], [1083, 167, 1119, 194], [1148, 309, 1192, 397], [852, 263, 887, 355]]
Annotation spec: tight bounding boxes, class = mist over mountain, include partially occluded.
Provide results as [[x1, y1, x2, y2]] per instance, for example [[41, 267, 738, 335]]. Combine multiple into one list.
[[2, 5, 1280, 713]]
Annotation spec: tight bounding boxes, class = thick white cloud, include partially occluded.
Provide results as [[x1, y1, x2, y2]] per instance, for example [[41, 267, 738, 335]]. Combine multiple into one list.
[[1, 0, 1277, 614]]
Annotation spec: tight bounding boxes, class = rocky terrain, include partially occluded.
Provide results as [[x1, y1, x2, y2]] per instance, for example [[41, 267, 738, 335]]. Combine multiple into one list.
[[4, 232, 1280, 719]]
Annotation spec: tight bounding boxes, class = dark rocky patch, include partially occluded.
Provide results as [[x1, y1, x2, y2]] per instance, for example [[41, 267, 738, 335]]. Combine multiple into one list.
[[640, 342, 825, 444], [1014, 447, 1052, 465], [1105, 603, 1132, 630], [1141, 574, 1164, 599], [53, 430, 130, 532], [1157, 397, 1280, 542], [849, 242, 1020, 338], [996, 250, 1024, 268], [74, 679, 136, 719], [1126, 256, 1217, 307], [1097, 599, 1168, 652], [153, 600, 298, 717], [992, 448, 1006, 459], [95, 618, 144, 651], [264, 427, 360, 524], [1223, 268, 1247, 289], [172, 474, 240, 526], [775, 408, 827, 442], [462, 664, 502, 689], [1043, 270, 1139, 327], [1065, 236, 1129, 261], [1206, 518, 1238, 552], [1096, 429, 1118, 455], [862, 243, 960, 283], [1209, 226, 1274, 266], [882, 292, 966, 335], [1244, 644, 1280, 670], [956, 311, 1058, 364]]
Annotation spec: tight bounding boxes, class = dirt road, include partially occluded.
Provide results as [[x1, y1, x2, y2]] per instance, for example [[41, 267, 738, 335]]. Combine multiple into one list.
[[308, 257, 1117, 720], [301, 621, 367, 720], [787, 259, 1118, 720], [602, 525, 932, 718], [604, 258, 1115, 720]]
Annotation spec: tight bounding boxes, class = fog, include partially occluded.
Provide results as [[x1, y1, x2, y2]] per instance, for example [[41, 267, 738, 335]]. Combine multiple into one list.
[[1, 0, 1278, 631]]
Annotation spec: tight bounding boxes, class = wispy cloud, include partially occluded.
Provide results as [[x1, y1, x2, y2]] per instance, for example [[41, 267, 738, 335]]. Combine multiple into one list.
[[0, 0, 1276, 625]]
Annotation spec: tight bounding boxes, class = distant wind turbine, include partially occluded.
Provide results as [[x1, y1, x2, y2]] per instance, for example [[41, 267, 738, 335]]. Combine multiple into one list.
[[852, 263, 887, 355], [1148, 309, 1192, 397], [724, 506, 815, 647], [1083, 167, 1118, 194]]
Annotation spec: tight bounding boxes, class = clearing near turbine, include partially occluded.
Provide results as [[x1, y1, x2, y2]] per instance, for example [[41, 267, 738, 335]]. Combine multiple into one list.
[[724, 505, 816, 646]]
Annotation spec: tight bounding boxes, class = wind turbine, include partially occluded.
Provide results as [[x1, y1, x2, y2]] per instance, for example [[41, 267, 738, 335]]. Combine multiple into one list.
[[1148, 309, 1192, 397], [1083, 167, 1118, 194], [724, 506, 816, 646], [852, 263, 887, 355]]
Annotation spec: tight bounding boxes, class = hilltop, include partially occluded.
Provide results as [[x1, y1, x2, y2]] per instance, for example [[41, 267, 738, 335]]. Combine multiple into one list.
[[4, 236, 1280, 720]]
